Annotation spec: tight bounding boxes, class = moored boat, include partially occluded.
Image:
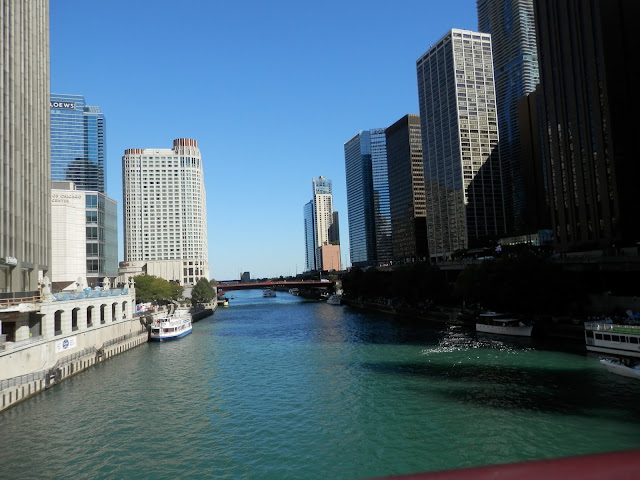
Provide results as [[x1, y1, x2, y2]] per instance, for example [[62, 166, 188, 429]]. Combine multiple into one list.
[[263, 288, 276, 297], [289, 288, 300, 296], [150, 310, 193, 341], [476, 311, 533, 337], [326, 294, 342, 305], [584, 322, 640, 358]]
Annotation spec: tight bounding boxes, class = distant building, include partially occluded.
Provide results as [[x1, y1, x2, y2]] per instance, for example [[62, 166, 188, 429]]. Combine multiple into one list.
[[304, 177, 341, 272], [344, 130, 392, 267], [303, 200, 316, 271], [50, 93, 106, 193], [534, 0, 640, 252], [328, 212, 340, 246], [385, 114, 428, 263], [241, 272, 251, 283], [50, 94, 118, 287], [51, 182, 118, 289], [416, 28, 505, 261], [477, 0, 539, 235], [122, 139, 209, 286], [318, 245, 341, 272]]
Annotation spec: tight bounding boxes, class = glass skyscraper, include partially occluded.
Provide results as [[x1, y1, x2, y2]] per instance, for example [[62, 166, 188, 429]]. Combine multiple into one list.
[[344, 130, 392, 268], [50, 94, 106, 193], [478, 0, 539, 235], [303, 200, 316, 272], [416, 29, 505, 260], [50, 94, 117, 286]]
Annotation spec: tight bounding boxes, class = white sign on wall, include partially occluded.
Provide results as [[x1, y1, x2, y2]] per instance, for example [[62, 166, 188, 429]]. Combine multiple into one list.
[[55, 336, 77, 354]]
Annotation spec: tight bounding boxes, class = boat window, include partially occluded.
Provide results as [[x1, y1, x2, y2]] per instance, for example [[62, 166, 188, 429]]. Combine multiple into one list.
[[630, 337, 639, 344], [603, 334, 611, 341], [611, 335, 620, 342], [595, 333, 602, 340]]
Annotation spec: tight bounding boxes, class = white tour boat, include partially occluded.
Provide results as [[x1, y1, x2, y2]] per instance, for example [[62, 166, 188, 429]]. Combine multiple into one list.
[[150, 310, 193, 341], [599, 358, 640, 380], [326, 294, 342, 305], [263, 288, 276, 298], [584, 321, 640, 358], [476, 311, 533, 337]]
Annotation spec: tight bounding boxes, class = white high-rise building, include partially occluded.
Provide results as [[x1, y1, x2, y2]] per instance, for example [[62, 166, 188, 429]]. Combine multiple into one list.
[[122, 138, 209, 286], [303, 177, 341, 272], [416, 28, 505, 260]]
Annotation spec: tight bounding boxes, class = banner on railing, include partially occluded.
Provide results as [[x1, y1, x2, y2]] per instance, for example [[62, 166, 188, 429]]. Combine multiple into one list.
[[55, 336, 77, 354]]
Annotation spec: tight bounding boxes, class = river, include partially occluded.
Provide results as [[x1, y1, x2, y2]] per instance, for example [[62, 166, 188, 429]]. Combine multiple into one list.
[[1, 289, 639, 479]]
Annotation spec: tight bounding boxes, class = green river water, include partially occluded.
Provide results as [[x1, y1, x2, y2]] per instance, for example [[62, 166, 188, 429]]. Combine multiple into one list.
[[1, 289, 639, 479]]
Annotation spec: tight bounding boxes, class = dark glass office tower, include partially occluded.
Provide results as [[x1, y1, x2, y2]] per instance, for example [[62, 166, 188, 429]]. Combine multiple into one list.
[[385, 114, 428, 263], [478, 0, 539, 235], [534, 0, 640, 252], [50, 94, 106, 192], [344, 130, 393, 268]]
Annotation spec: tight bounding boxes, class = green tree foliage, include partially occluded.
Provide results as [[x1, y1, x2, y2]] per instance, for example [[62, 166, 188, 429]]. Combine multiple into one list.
[[192, 278, 215, 305], [133, 274, 184, 305]]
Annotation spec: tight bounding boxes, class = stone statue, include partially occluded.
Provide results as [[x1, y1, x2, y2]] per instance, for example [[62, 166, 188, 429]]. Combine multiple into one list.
[[103, 277, 111, 290], [42, 276, 53, 300]]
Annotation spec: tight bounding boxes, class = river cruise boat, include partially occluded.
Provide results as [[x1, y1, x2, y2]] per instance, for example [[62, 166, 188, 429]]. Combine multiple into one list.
[[263, 288, 276, 298], [150, 311, 193, 341], [326, 294, 342, 305], [584, 321, 640, 358], [476, 312, 533, 337], [289, 288, 300, 296]]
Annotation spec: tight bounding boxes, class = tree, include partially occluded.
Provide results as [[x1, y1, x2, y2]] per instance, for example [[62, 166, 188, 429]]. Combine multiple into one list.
[[133, 274, 184, 304], [192, 278, 215, 305]]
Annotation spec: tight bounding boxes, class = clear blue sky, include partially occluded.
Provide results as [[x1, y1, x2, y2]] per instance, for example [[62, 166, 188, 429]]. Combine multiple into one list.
[[50, 0, 478, 281]]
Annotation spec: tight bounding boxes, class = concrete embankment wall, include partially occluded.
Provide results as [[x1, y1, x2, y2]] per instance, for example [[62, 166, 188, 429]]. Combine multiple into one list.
[[0, 327, 148, 413]]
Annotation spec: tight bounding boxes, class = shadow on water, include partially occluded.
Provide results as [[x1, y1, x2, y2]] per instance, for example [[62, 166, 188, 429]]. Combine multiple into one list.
[[360, 357, 640, 421]]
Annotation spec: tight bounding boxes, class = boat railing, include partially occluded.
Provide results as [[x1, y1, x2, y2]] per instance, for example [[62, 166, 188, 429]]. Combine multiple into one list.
[[584, 322, 640, 335]]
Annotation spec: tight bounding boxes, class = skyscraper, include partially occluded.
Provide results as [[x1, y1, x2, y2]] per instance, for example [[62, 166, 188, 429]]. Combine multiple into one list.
[[344, 130, 392, 268], [534, 0, 640, 252], [1, 0, 51, 294], [416, 29, 505, 261], [50, 95, 117, 287], [385, 114, 428, 264], [304, 176, 341, 272], [303, 200, 316, 272], [50, 94, 106, 192], [122, 138, 210, 285], [478, 0, 539, 235]]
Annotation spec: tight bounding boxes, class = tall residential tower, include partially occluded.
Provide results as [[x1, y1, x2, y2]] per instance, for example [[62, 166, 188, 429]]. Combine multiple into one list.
[[122, 138, 209, 285], [416, 29, 505, 260], [303, 177, 341, 272]]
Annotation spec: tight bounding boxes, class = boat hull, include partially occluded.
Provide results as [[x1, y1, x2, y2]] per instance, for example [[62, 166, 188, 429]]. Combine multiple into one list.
[[476, 323, 533, 337], [150, 327, 193, 342], [600, 359, 640, 379]]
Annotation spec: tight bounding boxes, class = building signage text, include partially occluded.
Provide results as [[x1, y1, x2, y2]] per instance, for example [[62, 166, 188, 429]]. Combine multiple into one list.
[[52, 192, 83, 204], [50, 101, 76, 110]]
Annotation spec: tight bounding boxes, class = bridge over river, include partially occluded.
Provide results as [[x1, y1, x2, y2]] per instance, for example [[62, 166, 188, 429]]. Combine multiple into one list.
[[215, 280, 335, 296]]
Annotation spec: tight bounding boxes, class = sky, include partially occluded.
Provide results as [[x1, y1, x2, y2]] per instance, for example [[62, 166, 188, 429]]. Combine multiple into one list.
[[50, 0, 479, 281]]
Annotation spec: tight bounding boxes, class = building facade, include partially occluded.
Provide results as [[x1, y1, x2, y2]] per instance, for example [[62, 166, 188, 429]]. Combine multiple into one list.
[[122, 138, 210, 286], [304, 177, 341, 272], [50, 93, 106, 192], [50, 94, 118, 287], [0, 0, 51, 295], [534, 0, 640, 252], [385, 114, 428, 264], [477, 0, 539, 235], [344, 130, 392, 268], [303, 200, 316, 271], [416, 28, 505, 260]]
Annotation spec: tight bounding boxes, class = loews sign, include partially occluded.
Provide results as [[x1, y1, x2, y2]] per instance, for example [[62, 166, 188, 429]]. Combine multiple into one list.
[[50, 101, 76, 110]]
